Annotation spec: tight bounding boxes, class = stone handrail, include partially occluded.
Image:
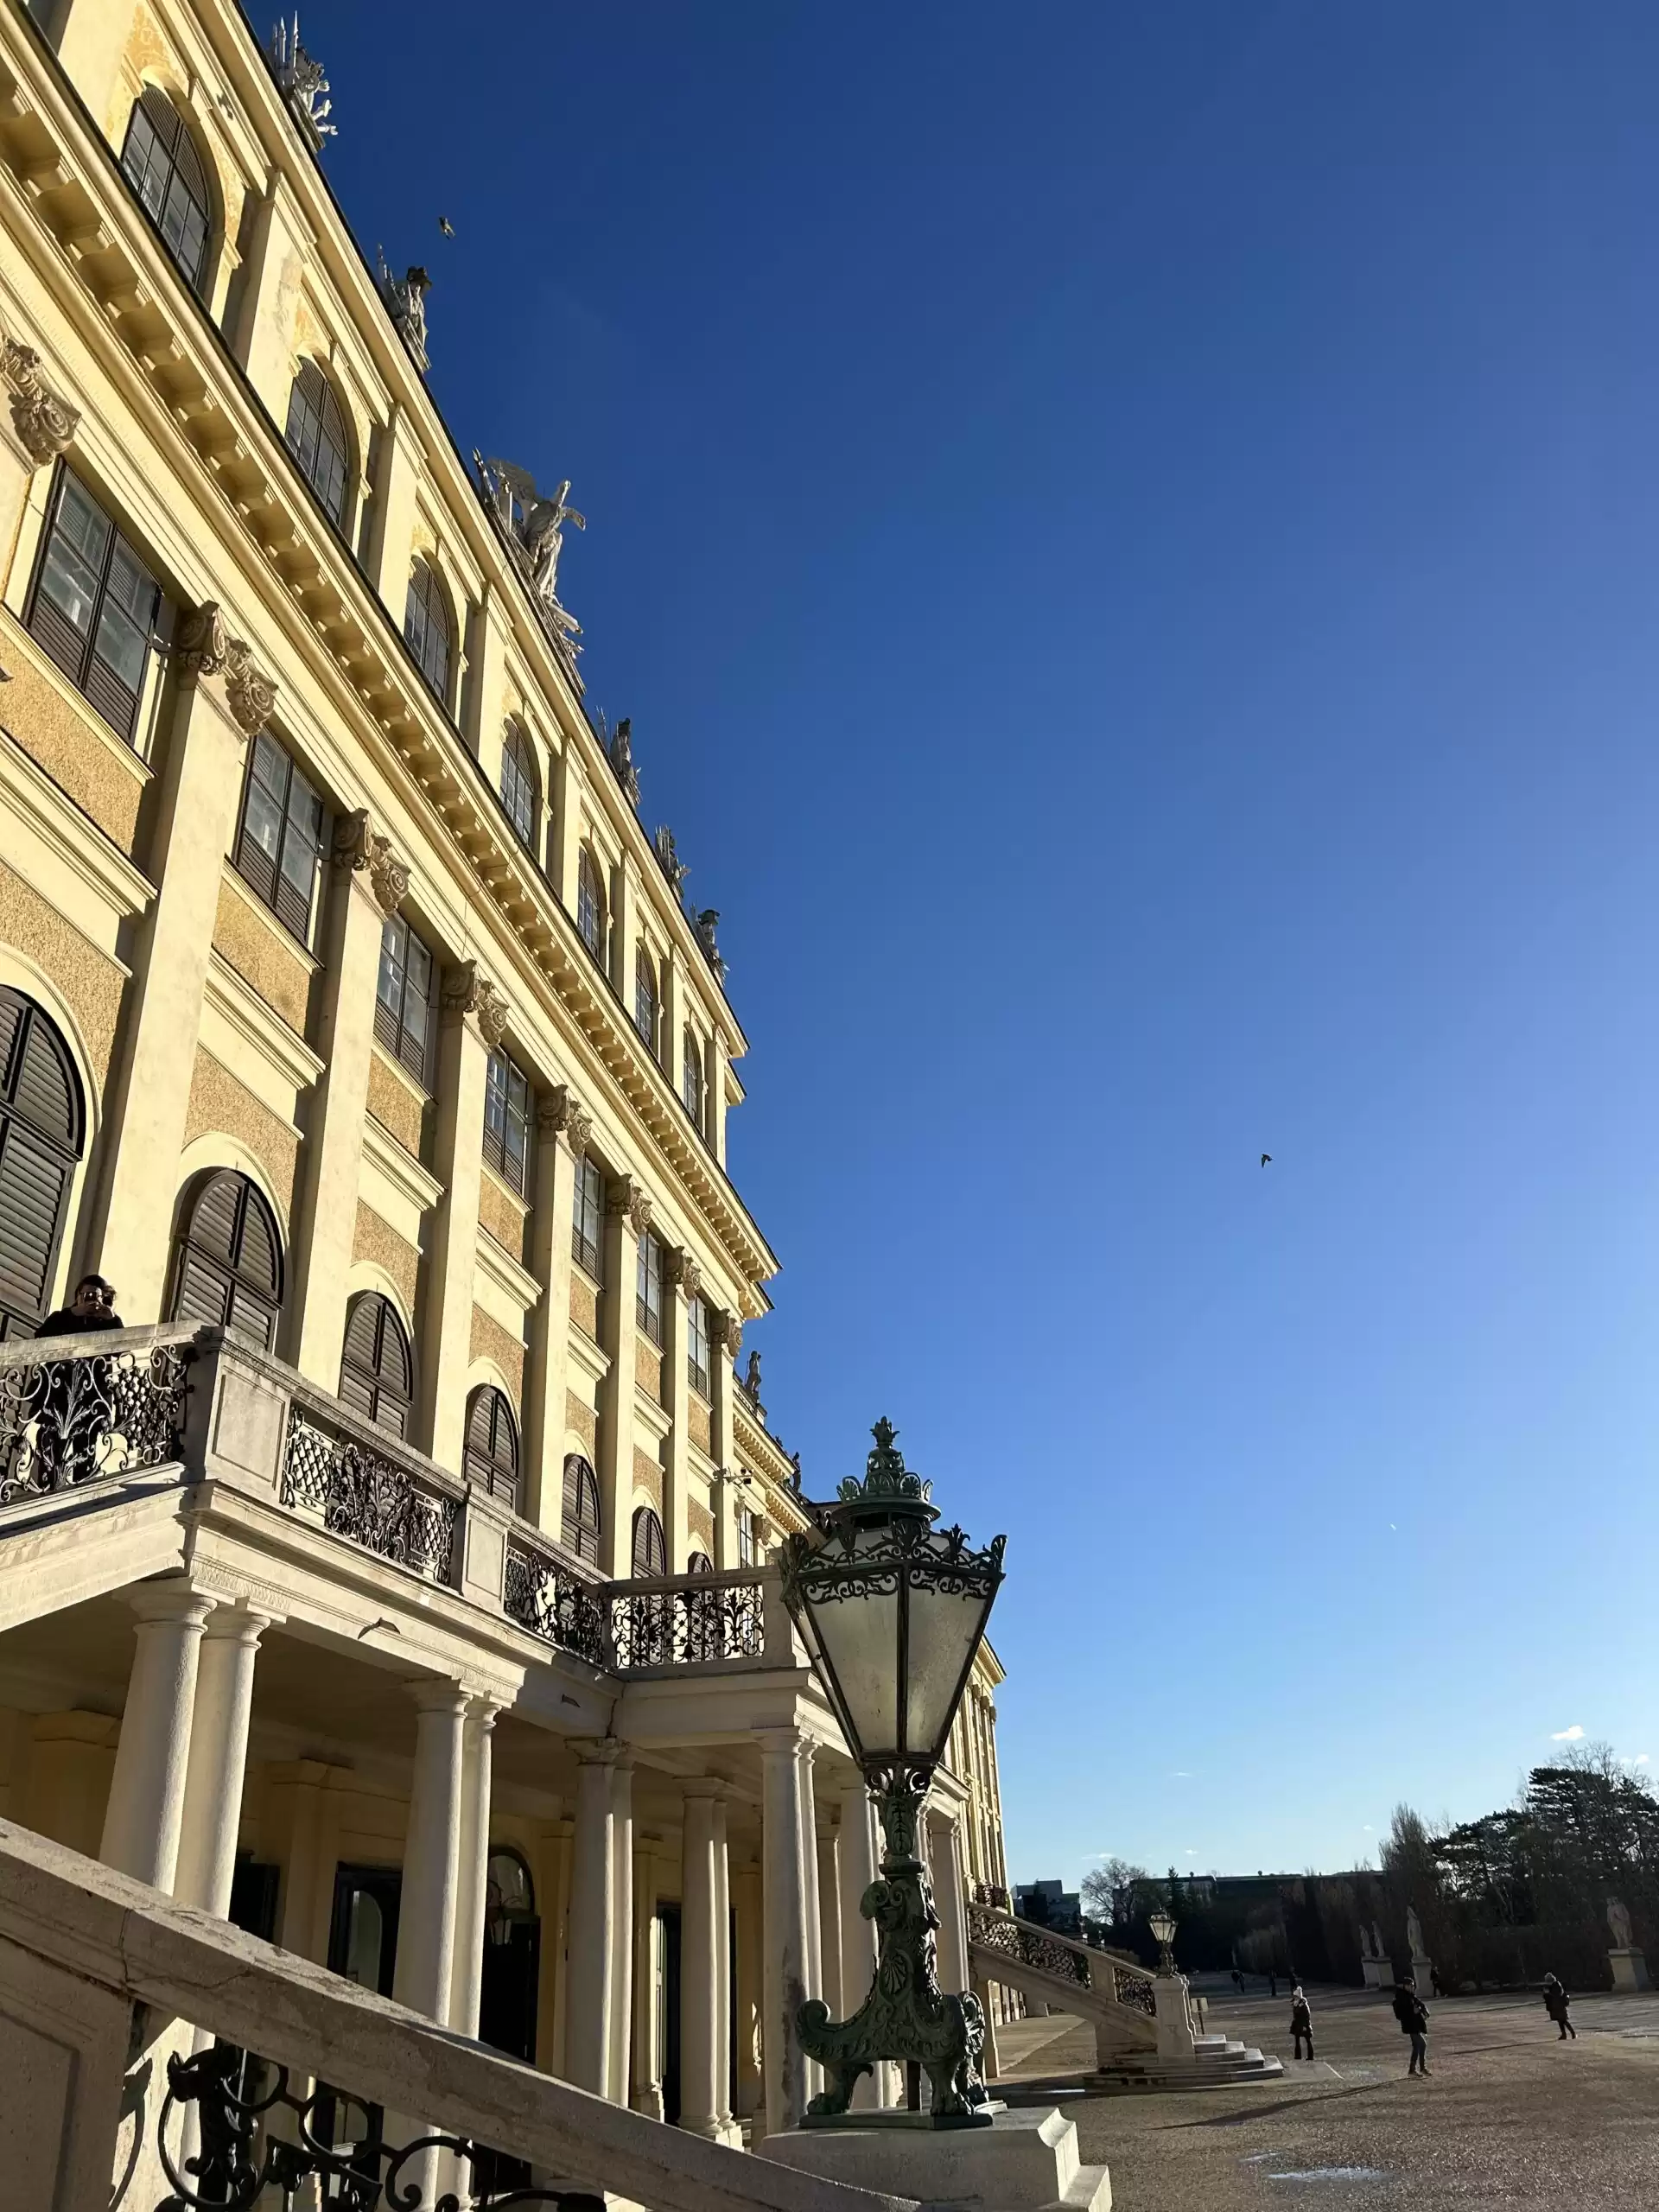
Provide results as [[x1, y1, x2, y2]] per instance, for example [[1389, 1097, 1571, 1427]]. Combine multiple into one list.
[[966, 1899, 1159, 2019], [0, 1817, 913, 2212]]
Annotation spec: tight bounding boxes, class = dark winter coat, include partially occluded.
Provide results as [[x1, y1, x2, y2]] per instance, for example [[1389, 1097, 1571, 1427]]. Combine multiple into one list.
[[1392, 1987, 1428, 2035], [1290, 1996, 1313, 2034], [1543, 1983, 1570, 2023]]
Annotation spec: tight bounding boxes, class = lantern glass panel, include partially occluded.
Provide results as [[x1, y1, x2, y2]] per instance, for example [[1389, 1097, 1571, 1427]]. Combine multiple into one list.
[[906, 1580, 994, 1761], [808, 1580, 899, 1762]]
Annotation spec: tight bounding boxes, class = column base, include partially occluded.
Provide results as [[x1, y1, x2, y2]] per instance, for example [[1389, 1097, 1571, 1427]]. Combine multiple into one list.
[[761, 2106, 1109, 2212], [631, 2086, 664, 2120], [678, 2114, 744, 2147], [1610, 1947, 1651, 1993]]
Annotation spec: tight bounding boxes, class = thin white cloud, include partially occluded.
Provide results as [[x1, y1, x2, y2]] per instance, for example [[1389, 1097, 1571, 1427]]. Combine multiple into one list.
[[1635, 1754, 1650, 1767], [1551, 1724, 1585, 1743], [1170, 1770, 1193, 1778], [1362, 1824, 1374, 1832], [1184, 1848, 1198, 1857]]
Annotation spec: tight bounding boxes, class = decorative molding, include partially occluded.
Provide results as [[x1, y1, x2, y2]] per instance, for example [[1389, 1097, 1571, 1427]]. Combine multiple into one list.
[[1, 338, 79, 466], [710, 1307, 742, 1355], [176, 604, 278, 735], [667, 1247, 702, 1302], [331, 808, 409, 914], [537, 1084, 593, 1155], [442, 959, 510, 1046], [176, 601, 231, 679], [607, 1174, 652, 1237]]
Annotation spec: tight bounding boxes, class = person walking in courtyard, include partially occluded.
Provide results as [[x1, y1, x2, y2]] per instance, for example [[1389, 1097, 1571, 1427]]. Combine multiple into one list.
[[1290, 1983, 1314, 2062], [1393, 1974, 1431, 2075], [1542, 1974, 1575, 2040]]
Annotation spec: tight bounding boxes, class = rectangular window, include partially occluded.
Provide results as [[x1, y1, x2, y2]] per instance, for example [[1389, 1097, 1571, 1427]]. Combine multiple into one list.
[[738, 1505, 756, 1569], [25, 468, 162, 743], [233, 729, 326, 943], [636, 1228, 664, 1344], [483, 1048, 531, 1195], [571, 1153, 603, 1280], [373, 912, 434, 1083], [687, 1295, 710, 1397]]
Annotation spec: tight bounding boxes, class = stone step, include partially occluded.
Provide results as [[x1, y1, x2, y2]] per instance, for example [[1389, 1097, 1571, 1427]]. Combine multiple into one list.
[[1090, 2047, 1286, 2095]]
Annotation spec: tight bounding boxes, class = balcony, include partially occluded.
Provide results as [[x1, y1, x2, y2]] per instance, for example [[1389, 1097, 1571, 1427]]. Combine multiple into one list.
[[0, 1324, 795, 1682]]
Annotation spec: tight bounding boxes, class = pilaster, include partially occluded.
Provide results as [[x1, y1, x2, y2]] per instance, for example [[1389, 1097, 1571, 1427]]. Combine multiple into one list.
[[597, 1176, 649, 1578], [418, 963, 505, 1470], [550, 739, 587, 911], [664, 1247, 700, 1568], [289, 814, 409, 1382], [85, 611, 277, 1313], [362, 401, 423, 607], [709, 1309, 741, 1568], [608, 1754, 635, 2106], [229, 169, 315, 423], [523, 1087, 589, 1531]]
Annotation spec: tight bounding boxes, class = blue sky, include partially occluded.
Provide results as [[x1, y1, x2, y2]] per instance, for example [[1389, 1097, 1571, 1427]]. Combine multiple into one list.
[[314, 1, 1659, 1881]]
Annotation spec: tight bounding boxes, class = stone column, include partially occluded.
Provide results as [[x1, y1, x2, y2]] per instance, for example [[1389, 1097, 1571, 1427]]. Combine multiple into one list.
[[630, 1838, 662, 2118], [710, 1027, 731, 1166], [174, 1608, 272, 1913], [596, 1178, 648, 1578], [733, 1862, 765, 2119], [524, 1090, 589, 1533], [391, 1684, 469, 2022], [227, 170, 312, 416], [99, 1583, 215, 1890], [973, 1972, 1002, 2082], [361, 401, 423, 605], [709, 1313, 741, 1567], [448, 1699, 499, 2037], [713, 1795, 734, 2136], [85, 614, 274, 1313], [760, 1730, 810, 2136], [929, 1809, 969, 1996], [550, 740, 587, 910], [798, 1742, 823, 2077], [838, 1781, 888, 2109], [817, 1821, 842, 2019], [609, 1755, 635, 2105], [418, 963, 504, 1471], [664, 1249, 699, 1568], [679, 1780, 721, 2139], [289, 816, 407, 1382], [565, 1740, 618, 2094], [611, 855, 636, 999]]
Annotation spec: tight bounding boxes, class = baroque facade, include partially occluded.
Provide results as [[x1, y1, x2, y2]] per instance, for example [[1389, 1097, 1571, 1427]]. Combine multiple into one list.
[[0, 0, 1010, 2148]]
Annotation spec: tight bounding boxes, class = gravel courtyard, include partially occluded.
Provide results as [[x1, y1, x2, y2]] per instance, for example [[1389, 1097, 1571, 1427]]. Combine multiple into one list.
[[994, 1981, 1659, 2209]]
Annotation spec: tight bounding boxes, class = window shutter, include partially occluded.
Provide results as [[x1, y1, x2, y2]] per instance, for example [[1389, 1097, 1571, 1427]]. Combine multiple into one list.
[[190, 1172, 243, 1262], [372, 992, 400, 1055], [172, 1249, 231, 1331], [82, 656, 141, 742], [232, 1184, 281, 1297], [26, 592, 86, 685], [0, 1124, 67, 1322], [632, 1507, 666, 1578]]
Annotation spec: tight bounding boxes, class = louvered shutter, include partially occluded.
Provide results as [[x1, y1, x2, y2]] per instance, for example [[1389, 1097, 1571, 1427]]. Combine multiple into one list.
[[562, 1453, 601, 1565], [465, 1387, 519, 1510], [0, 1124, 68, 1329], [171, 1248, 231, 1331], [27, 591, 86, 685], [82, 657, 141, 742], [190, 1172, 242, 1262], [232, 1179, 281, 1296], [632, 1507, 666, 1579]]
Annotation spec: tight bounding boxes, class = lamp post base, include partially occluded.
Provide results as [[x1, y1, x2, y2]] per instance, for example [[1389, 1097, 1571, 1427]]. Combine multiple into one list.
[[801, 2101, 1005, 2132], [763, 2103, 1110, 2212]]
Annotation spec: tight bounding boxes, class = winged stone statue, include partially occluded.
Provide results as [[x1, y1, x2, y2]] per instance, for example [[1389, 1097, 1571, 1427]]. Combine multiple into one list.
[[484, 461, 585, 607]]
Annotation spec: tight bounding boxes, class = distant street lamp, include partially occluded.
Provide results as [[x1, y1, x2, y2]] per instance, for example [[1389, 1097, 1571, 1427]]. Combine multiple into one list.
[[780, 1419, 1006, 2127], [1147, 1904, 1182, 1978]]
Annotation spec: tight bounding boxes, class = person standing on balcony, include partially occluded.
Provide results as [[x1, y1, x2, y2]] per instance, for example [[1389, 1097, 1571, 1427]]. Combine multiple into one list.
[[35, 1275, 124, 1335], [1289, 1985, 1314, 2061]]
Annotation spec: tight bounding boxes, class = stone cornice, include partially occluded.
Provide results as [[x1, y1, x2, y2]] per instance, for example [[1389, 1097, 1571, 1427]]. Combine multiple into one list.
[[0, 19, 776, 1306]]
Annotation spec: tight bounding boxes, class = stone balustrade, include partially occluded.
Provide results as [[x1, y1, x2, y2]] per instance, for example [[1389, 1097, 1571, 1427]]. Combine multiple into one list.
[[965, 1897, 1159, 2020], [0, 1325, 795, 1684]]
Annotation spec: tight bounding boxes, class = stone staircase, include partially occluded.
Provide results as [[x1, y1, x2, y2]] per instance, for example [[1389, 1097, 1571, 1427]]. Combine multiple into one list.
[[967, 1901, 1284, 2092]]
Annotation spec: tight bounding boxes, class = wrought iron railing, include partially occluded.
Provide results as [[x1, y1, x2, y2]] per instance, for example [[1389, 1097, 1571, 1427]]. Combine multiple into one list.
[[0, 1326, 193, 1507], [607, 1567, 765, 1669], [280, 1402, 461, 1584], [158, 2039, 605, 2210], [972, 1881, 1012, 1910], [966, 1899, 1160, 2018], [505, 1535, 607, 1667]]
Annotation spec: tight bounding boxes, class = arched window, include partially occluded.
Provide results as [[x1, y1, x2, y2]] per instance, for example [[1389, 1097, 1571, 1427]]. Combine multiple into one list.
[[338, 1292, 414, 1440], [633, 946, 658, 1054], [500, 722, 537, 849], [687, 1550, 714, 1575], [169, 1170, 283, 1351], [284, 361, 351, 529], [631, 1504, 667, 1579], [0, 990, 84, 1341], [562, 1452, 601, 1566], [465, 1384, 519, 1511], [681, 1030, 704, 1126], [120, 86, 211, 295], [404, 559, 450, 702], [575, 847, 605, 959]]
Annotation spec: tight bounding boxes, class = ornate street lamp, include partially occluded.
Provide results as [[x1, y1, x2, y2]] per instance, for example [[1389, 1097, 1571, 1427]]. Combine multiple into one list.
[[1148, 1905, 1178, 1978], [779, 1419, 1006, 2127]]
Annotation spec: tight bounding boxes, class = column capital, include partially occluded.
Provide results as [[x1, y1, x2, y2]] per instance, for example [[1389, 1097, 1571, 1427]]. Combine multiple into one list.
[[709, 1307, 742, 1354], [572, 1734, 623, 1766], [465, 1692, 504, 1731], [331, 807, 410, 914], [200, 1605, 276, 1649], [441, 959, 510, 1046], [666, 1246, 702, 1301], [1, 334, 80, 464], [537, 1084, 593, 1154], [175, 602, 279, 735], [683, 1775, 726, 1801], [405, 1678, 471, 1719], [757, 1725, 807, 1758], [128, 1580, 215, 1630], [607, 1174, 652, 1236]]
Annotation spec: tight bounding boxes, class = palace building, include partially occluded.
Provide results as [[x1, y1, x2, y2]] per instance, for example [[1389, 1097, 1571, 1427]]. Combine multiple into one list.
[[0, 0, 1010, 2147]]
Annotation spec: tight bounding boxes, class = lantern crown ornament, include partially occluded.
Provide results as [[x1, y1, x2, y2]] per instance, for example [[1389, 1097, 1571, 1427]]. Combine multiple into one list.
[[779, 1420, 1007, 2129]]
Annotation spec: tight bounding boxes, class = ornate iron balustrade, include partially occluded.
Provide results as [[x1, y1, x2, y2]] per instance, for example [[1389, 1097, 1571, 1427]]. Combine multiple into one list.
[[607, 1568, 765, 1669], [0, 1329, 193, 1507], [972, 1881, 1011, 1910], [281, 1404, 460, 1584], [505, 1537, 607, 1666], [966, 1899, 1160, 2018], [157, 2039, 604, 2210]]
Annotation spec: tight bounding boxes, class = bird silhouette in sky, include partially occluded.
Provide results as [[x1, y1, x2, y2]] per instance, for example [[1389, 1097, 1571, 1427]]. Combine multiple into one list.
[[1260, 1153, 1272, 1166], [438, 216, 455, 238]]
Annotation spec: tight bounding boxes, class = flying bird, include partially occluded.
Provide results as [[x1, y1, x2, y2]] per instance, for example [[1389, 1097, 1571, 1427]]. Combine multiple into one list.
[[1260, 1153, 1272, 1167], [438, 216, 455, 238]]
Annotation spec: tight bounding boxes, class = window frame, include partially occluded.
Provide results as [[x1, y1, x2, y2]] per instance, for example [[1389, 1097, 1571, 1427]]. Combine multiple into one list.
[[373, 912, 435, 1084], [464, 1383, 520, 1510], [681, 1029, 705, 1126], [338, 1291, 415, 1440], [168, 1168, 283, 1352], [687, 1294, 710, 1398], [232, 728, 327, 945], [575, 846, 605, 959], [404, 559, 451, 704], [737, 1504, 756, 1569], [571, 1153, 603, 1281], [0, 988, 86, 1342], [500, 722, 537, 851], [633, 944, 658, 1057], [284, 360, 353, 531], [23, 467, 163, 747], [636, 1228, 665, 1345], [562, 1452, 602, 1566], [119, 86, 212, 297], [483, 1046, 531, 1197]]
